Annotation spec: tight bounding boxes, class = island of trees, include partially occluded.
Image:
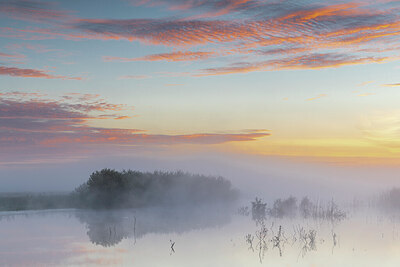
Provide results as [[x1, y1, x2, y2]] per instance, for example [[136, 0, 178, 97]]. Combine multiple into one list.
[[0, 169, 239, 211]]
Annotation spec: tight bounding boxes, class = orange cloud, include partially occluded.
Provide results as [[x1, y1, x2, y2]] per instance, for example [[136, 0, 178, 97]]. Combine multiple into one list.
[[39, 131, 270, 146], [114, 116, 131, 120], [104, 51, 215, 62], [382, 83, 400, 87], [279, 3, 362, 22]]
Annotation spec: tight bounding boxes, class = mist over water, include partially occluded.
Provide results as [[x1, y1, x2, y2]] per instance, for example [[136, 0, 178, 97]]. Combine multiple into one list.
[[1, 152, 399, 201], [2, 153, 400, 266], [1, 198, 400, 266]]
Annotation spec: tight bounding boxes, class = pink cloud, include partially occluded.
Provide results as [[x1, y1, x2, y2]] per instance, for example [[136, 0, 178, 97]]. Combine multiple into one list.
[[197, 53, 390, 75], [0, 92, 270, 153], [0, 52, 25, 58], [0, 66, 83, 80], [0, 0, 74, 23]]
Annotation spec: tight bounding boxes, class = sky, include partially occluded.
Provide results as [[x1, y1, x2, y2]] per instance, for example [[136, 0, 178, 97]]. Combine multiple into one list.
[[1, 0, 400, 194]]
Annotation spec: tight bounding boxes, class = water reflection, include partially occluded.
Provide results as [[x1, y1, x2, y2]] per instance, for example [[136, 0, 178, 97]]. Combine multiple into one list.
[[240, 197, 351, 262], [2, 207, 400, 266], [255, 221, 268, 262], [295, 226, 317, 258], [75, 205, 232, 247]]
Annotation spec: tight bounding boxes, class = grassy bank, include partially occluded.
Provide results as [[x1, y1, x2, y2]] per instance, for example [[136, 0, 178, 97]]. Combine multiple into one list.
[[0, 193, 73, 211]]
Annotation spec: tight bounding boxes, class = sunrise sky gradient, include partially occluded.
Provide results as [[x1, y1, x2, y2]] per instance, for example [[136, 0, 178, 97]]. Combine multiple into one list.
[[1, 0, 400, 175]]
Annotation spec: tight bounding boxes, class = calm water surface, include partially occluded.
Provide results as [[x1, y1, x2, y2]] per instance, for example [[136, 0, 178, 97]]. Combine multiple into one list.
[[1, 206, 400, 266]]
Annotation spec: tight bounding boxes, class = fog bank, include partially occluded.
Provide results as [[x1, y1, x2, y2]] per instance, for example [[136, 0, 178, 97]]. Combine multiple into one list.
[[1, 152, 399, 201]]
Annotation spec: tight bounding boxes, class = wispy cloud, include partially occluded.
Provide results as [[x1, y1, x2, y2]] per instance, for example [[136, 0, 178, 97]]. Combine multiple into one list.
[[0, 0, 73, 23], [132, 0, 260, 18], [104, 51, 216, 62], [382, 83, 400, 87], [361, 110, 400, 151], [197, 53, 390, 76], [0, 65, 83, 80], [0, 51, 26, 63], [306, 94, 327, 101], [118, 74, 151, 80], [357, 81, 375, 87], [357, 92, 375, 96], [0, 52, 25, 59]]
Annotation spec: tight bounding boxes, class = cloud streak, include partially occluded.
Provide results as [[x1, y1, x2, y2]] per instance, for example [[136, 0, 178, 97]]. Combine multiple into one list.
[[0, 52, 25, 59], [382, 83, 400, 87], [0, 0, 73, 23], [197, 53, 390, 75], [0, 66, 82, 80], [118, 74, 151, 80], [132, 0, 260, 18], [104, 51, 216, 62], [306, 94, 327, 101]]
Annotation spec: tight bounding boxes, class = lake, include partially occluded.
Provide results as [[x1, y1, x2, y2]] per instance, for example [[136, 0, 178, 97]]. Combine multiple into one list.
[[1, 205, 400, 266]]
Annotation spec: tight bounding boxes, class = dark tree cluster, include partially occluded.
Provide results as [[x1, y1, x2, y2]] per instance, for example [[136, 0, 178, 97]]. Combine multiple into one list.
[[73, 169, 239, 209], [251, 197, 267, 223]]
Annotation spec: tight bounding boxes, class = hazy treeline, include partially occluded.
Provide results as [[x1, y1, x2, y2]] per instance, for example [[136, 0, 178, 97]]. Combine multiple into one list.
[[243, 196, 346, 222], [73, 169, 238, 209], [0, 169, 238, 211]]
